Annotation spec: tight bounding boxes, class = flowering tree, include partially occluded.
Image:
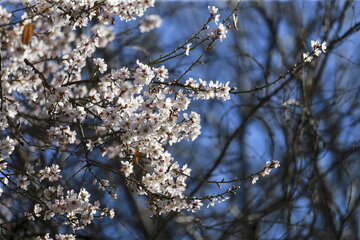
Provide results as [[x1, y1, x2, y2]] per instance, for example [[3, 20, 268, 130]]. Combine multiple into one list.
[[1, 0, 360, 239]]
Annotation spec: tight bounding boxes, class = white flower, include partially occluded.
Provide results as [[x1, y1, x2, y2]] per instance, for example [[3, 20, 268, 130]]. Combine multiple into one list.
[[44, 233, 53, 240], [139, 14, 162, 33], [0, 136, 16, 155], [55, 234, 76, 240], [91, 24, 115, 48], [153, 65, 169, 82], [117, 67, 130, 80], [111, 193, 117, 200], [121, 161, 134, 177], [93, 58, 107, 73], [79, 188, 90, 201], [49, 164, 62, 182], [34, 204, 42, 217], [38, 167, 51, 181], [86, 140, 95, 151], [303, 40, 327, 63], [313, 48, 322, 57], [189, 199, 203, 212], [272, 160, 280, 168], [44, 210, 55, 220], [214, 14, 220, 25], [208, 6, 218, 15], [264, 167, 271, 175], [134, 60, 155, 85], [17, 175, 30, 190], [108, 209, 115, 219], [26, 165, 35, 175], [209, 23, 228, 42], [207, 198, 217, 208], [321, 41, 327, 53], [303, 52, 313, 62], [99, 179, 110, 190], [185, 43, 192, 56], [311, 40, 321, 49], [309, 40, 327, 57], [251, 176, 259, 184]]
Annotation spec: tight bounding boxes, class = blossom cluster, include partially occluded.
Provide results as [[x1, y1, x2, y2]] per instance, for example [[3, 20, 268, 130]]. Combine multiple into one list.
[[0, 136, 16, 156], [38, 164, 62, 182], [0, 136, 16, 196], [184, 77, 232, 101], [251, 160, 280, 184], [0, 1, 282, 238], [36, 233, 76, 240], [139, 152, 201, 215], [21, 0, 155, 30], [303, 40, 327, 62], [183, 5, 229, 58], [22, 165, 114, 232], [47, 126, 77, 145], [207, 6, 228, 42], [0, 0, 236, 222]]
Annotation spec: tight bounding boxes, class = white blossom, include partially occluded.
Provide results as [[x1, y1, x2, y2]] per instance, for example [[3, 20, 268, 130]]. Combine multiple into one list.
[[208, 6, 218, 15], [121, 161, 134, 177], [209, 23, 228, 42], [17, 175, 30, 190], [139, 14, 162, 33], [185, 43, 192, 56], [303, 40, 327, 62], [303, 52, 313, 62], [93, 58, 107, 73]]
